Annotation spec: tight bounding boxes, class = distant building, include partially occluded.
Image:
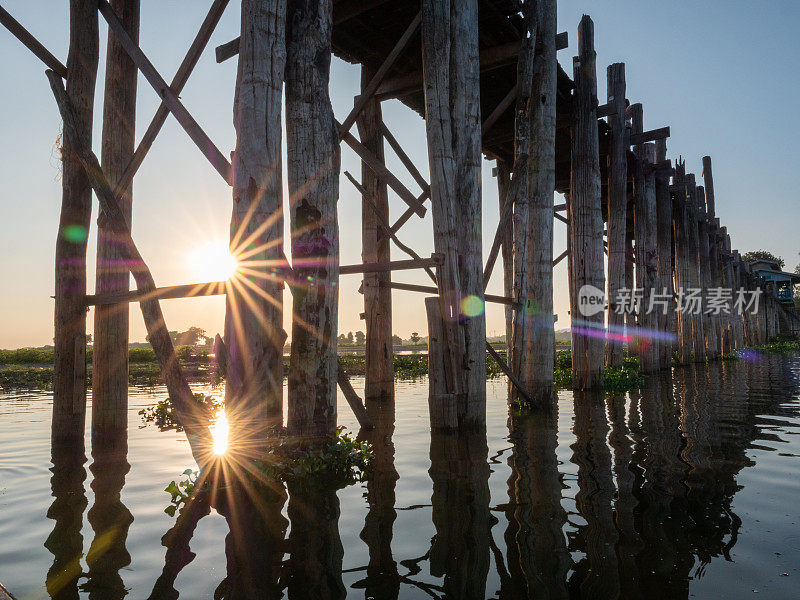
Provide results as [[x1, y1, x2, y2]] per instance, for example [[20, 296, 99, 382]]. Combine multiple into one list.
[[748, 259, 800, 305]]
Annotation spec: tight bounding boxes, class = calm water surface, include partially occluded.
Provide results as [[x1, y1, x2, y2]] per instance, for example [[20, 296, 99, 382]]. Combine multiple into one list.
[[1, 355, 799, 599]]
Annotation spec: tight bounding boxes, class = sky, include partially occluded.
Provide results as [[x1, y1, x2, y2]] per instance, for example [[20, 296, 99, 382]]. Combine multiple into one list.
[[0, 0, 798, 349]]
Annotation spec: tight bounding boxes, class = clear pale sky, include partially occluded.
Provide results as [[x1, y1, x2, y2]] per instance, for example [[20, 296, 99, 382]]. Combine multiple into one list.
[[1, 1, 798, 348]]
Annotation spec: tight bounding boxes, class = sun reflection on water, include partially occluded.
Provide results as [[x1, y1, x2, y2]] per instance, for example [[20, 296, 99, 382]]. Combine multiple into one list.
[[210, 409, 229, 455]]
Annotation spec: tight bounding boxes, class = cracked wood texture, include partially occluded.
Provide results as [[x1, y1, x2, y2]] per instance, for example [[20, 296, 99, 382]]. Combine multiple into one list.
[[604, 62, 626, 369], [53, 0, 99, 445], [421, 0, 486, 428], [286, 0, 340, 438], [226, 0, 287, 449], [357, 65, 393, 400], [696, 186, 718, 359], [654, 139, 675, 369], [93, 0, 139, 442], [569, 15, 605, 389], [525, 0, 558, 402]]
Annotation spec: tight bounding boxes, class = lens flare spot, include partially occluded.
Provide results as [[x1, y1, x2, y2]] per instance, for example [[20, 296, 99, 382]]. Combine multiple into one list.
[[210, 409, 229, 455], [62, 224, 88, 243], [461, 295, 485, 318]]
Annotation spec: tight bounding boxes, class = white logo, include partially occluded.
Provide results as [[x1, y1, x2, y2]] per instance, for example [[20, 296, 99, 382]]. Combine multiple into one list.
[[578, 284, 606, 317]]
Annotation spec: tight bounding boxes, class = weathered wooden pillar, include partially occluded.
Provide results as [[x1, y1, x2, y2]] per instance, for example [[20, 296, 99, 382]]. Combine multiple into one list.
[[703, 157, 724, 356], [524, 0, 557, 401], [604, 63, 627, 368], [654, 139, 674, 369], [496, 162, 513, 358], [53, 0, 99, 445], [226, 0, 287, 447], [719, 227, 735, 354], [672, 161, 692, 364], [357, 66, 393, 400], [685, 174, 705, 361], [732, 250, 746, 347], [569, 15, 605, 389], [630, 104, 658, 372], [92, 0, 139, 442], [696, 186, 718, 359], [286, 0, 339, 439], [421, 0, 486, 426]]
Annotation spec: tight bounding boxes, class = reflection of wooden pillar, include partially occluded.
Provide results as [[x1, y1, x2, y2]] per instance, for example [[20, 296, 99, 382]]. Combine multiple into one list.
[[93, 0, 139, 441], [605, 63, 627, 368], [286, 0, 340, 439], [85, 437, 133, 597], [360, 400, 400, 599], [571, 391, 619, 598], [45, 446, 88, 599], [53, 0, 99, 445], [226, 0, 287, 445], [525, 0, 557, 402], [421, 0, 485, 426], [505, 410, 570, 599], [286, 483, 345, 600], [569, 16, 605, 389], [429, 431, 491, 600], [358, 65, 393, 400]]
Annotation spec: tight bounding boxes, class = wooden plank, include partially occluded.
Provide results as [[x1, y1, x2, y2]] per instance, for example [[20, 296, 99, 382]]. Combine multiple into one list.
[[629, 126, 670, 146], [339, 255, 442, 275], [115, 0, 230, 197], [339, 124, 427, 217], [337, 361, 374, 430], [338, 11, 421, 136], [381, 281, 516, 306], [380, 122, 430, 192], [0, 4, 67, 77], [554, 211, 568, 225], [47, 70, 212, 463], [481, 84, 516, 136], [485, 342, 537, 408], [97, 0, 232, 185], [344, 171, 436, 282], [215, 36, 239, 63], [553, 248, 568, 266], [86, 281, 226, 306]]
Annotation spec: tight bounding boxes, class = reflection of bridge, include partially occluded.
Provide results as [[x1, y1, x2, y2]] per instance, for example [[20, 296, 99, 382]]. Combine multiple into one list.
[[41, 355, 800, 599]]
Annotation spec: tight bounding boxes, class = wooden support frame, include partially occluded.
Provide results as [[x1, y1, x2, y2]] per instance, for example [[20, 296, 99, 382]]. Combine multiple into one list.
[[97, 0, 232, 184], [629, 126, 670, 146], [380, 281, 516, 307]]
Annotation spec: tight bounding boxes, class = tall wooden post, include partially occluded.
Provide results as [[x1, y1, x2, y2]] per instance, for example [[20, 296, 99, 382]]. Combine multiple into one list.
[[357, 66, 393, 400], [604, 63, 627, 368], [226, 0, 287, 446], [524, 0, 557, 401], [496, 162, 513, 358], [286, 0, 339, 439], [685, 174, 705, 361], [422, 0, 485, 427], [53, 0, 99, 445], [704, 158, 723, 357], [631, 104, 658, 372], [569, 15, 604, 389], [696, 186, 718, 359], [93, 0, 139, 442], [672, 161, 692, 364], [732, 250, 746, 348], [719, 226, 734, 354], [654, 140, 674, 368]]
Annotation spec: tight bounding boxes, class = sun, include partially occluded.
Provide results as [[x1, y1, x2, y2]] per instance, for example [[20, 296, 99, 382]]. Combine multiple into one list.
[[210, 409, 229, 455], [187, 240, 239, 282]]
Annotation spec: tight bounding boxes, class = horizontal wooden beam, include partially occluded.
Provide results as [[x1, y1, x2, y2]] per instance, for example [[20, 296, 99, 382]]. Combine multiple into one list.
[[86, 255, 444, 305], [215, 36, 238, 63], [376, 33, 569, 100], [629, 126, 670, 146], [98, 0, 232, 185], [0, 4, 67, 77], [381, 281, 516, 306]]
